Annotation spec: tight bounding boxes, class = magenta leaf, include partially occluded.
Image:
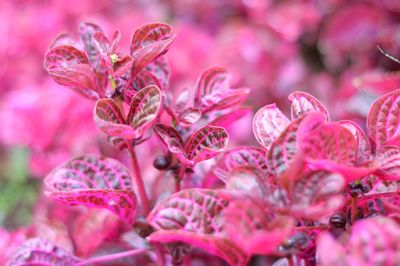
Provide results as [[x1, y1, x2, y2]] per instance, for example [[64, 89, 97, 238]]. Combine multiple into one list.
[[49, 33, 75, 49], [8, 238, 80, 266], [367, 89, 400, 148], [153, 124, 185, 158], [253, 104, 290, 150], [147, 189, 230, 234], [339, 120, 372, 163], [222, 200, 293, 255], [94, 98, 137, 139], [194, 67, 249, 113], [78, 22, 104, 64], [127, 85, 163, 137], [374, 145, 400, 180], [145, 57, 170, 90], [288, 91, 330, 121], [218, 146, 269, 176], [178, 107, 202, 127], [44, 45, 98, 99], [148, 230, 249, 266], [316, 233, 348, 266], [184, 126, 229, 166], [124, 70, 162, 104], [45, 155, 137, 223], [130, 23, 175, 77], [266, 115, 305, 177], [93, 31, 111, 56], [300, 123, 357, 165]]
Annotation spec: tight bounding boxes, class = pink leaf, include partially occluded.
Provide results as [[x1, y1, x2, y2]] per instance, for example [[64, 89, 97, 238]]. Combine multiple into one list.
[[145, 57, 170, 90], [222, 167, 269, 198], [45, 45, 89, 69], [93, 31, 111, 55], [113, 55, 133, 76], [339, 120, 372, 163], [288, 91, 330, 121], [253, 104, 290, 150], [194, 67, 230, 107], [8, 238, 80, 266], [45, 155, 137, 223], [353, 71, 400, 95], [130, 23, 175, 77], [94, 99, 137, 139], [49, 33, 75, 49], [300, 123, 357, 166], [153, 124, 186, 162], [194, 67, 249, 113], [222, 200, 293, 255], [127, 85, 162, 137], [374, 145, 400, 180], [184, 126, 229, 165], [219, 146, 269, 176], [267, 115, 305, 177], [147, 189, 230, 234], [367, 89, 400, 148], [316, 233, 348, 266], [124, 70, 162, 105], [148, 230, 249, 266], [78, 22, 104, 64], [178, 108, 202, 127]]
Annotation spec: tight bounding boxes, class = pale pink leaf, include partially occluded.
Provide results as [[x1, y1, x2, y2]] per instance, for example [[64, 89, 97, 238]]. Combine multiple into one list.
[[374, 145, 400, 180], [123, 70, 162, 105], [316, 233, 348, 266], [93, 31, 111, 55], [45, 45, 89, 69], [147, 189, 230, 234], [178, 108, 202, 127], [45, 155, 137, 223], [209, 107, 252, 128], [339, 120, 372, 163], [153, 124, 186, 163], [148, 230, 249, 266], [127, 85, 162, 137], [8, 238, 80, 266], [253, 104, 290, 150], [367, 89, 400, 148], [199, 88, 250, 113], [288, 91, 330, 121], [130, 23, 173, 52], [78, 22, 104, 64], [222, 167, 269, 198]]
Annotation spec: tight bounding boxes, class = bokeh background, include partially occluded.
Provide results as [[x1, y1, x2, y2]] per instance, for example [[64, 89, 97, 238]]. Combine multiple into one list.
[[1, 0, 400, 259]]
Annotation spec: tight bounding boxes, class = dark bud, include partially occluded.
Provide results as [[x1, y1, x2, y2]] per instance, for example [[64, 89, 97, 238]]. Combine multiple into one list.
[[153, 155, 171, 170], [329, 212, 347, 228]]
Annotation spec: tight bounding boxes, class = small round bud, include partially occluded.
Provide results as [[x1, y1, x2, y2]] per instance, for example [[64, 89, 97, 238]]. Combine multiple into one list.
[[153, 155, 171, 170], [329, 212, 347, 228]]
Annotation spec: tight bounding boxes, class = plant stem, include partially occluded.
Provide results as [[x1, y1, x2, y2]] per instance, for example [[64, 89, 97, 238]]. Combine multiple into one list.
[[127, 143, 150, 216], [351, 195, 358, 224], [175, 165, 186, 192], [75, 248, 147, 265], [287, 255, 295, 266]]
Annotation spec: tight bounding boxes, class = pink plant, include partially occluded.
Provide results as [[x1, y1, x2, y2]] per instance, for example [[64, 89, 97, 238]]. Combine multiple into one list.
[[6, 7, 400, 266]]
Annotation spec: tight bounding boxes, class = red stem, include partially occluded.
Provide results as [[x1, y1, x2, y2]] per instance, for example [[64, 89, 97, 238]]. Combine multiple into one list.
[[75, 248, 147, 265], [287, 255, 295, 266], [127, 143, 150, 216], [175, 165, 186, 192]]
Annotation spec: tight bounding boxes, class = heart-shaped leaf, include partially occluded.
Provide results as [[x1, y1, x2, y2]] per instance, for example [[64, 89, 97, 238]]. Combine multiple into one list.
[[127, 85, 162, 137], [253, 104, 290, 150], [222, 199, 293, 255], [148, 230, 249, 266], [45, 155, 137, 223], [94, 99, 137, 139], [288, 91, 330, 121], [147, 189, 230, 234], [184, 126, 229, 166], [130, 23, 175, 77], [367, 89, 400, 148], [8, 238, 80, 266]]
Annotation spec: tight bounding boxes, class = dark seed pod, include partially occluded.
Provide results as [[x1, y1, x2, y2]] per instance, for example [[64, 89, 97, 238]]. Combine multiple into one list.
[[153, 155, 171, 170], [329, 212, 347, 228]]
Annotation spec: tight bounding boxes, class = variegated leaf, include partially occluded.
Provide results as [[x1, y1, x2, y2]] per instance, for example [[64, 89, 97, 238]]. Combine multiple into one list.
[[339, 120, 372, 164], [374, 145, 400, 180], [147, 189, 230, 234], [148, 230, 249, 266], [367, 89, 400, 148], [130, 23, 173, 52], [209, 107, 252, 128], [94, 99, 138, 139], [45, 155, 137, 223], [253, 104, 290, 150], [153, 124, 186, 163], [194, 67, 230, 107], [199, 88, 250, 113], [288, 91, 330, 121], [127, 85, 162, 137], [78, 22, 104, 65], [8, 238, 80, 266], [45, 45, 89, 69], [184, 126, 229, 166]]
